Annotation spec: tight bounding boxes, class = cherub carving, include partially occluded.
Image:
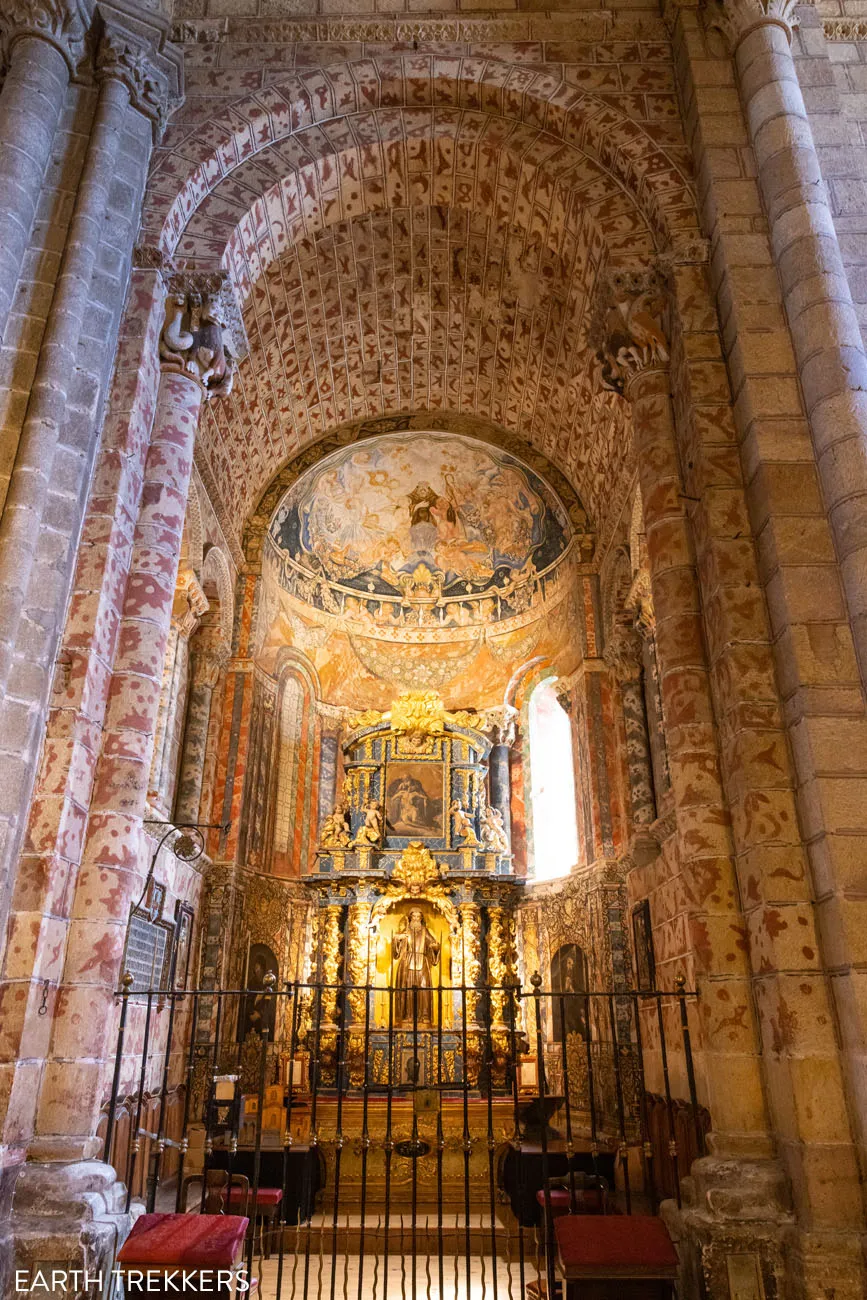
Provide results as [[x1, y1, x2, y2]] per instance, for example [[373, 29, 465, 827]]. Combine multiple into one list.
[[449, 799, 480, 848], [479, 800, 509, 854], [353, 801, 383, 848], [321, 802, 350, 849]]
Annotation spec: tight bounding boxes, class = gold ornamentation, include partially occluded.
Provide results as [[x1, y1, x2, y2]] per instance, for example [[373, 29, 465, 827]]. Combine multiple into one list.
[[321, 802, 351, 849], [352, 801, 383, 849], [389, 842, 449, 897], [320, 905, 343, 1026], [348, 709, 383, 730], [449, 709, 484, 730], [390, 690, 446, 737]]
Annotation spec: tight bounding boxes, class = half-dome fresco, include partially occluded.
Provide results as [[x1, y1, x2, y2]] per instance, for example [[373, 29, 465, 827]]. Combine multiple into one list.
[[267, 432, 571, 609]]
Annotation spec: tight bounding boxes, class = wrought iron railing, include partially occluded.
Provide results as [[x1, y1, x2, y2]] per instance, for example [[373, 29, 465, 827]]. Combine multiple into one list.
[[103, 978, 707, 1299]]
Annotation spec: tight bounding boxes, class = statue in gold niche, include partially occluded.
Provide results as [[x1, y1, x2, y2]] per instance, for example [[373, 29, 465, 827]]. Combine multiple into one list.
[[392, 908, 440, 1024]]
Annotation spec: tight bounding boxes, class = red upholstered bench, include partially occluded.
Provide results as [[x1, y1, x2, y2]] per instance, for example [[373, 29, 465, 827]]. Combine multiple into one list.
[[222, 1185, 283, 1258], [554, 1214, 679, 1300], [116, 1213, 249, 1297]]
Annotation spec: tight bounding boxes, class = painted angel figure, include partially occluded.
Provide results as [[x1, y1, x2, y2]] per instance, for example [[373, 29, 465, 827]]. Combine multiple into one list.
[[480, 801, 509, 854], [321, 802, 350, 849], [449, 799, 480, 847], [353, 800, 383, 848]]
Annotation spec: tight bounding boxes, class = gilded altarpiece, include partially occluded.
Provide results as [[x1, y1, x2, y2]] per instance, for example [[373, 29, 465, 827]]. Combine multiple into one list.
[[310, 692, 519, 1094]]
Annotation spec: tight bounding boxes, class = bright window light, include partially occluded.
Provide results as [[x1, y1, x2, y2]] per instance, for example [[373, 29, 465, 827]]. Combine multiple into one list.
[[529, 678, 580, 881]]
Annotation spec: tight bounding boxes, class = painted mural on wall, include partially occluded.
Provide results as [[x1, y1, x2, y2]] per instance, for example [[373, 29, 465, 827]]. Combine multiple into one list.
[[256, 430, 587, 710], [267, 433, 570, 628]]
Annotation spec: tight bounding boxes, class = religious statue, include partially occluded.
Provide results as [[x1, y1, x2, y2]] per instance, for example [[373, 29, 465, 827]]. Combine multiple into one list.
[[321, 802, 350, 849], [353, 800, 383, 848], [449, 799, 480, 847], [480, 800, 509, 854], [392, 908, 440, 1024]]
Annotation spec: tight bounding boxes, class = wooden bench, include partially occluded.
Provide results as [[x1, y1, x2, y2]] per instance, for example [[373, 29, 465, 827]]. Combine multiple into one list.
[[555, 1213, 679, 1300]]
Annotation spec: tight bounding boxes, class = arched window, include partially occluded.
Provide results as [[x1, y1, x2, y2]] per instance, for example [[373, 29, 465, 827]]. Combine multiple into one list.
[[528, 678, 580, 881]]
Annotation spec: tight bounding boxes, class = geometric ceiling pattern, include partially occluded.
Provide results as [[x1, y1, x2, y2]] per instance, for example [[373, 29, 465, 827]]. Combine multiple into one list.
[[200, 203, 634, 538], [143, 55, 701, 556]]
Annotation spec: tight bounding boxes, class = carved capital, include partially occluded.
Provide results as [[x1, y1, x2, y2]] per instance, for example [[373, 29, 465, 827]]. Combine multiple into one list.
[[0, 0, 92, 74], [590, 265, 671, 398], [96, 21, 172, 131], [95, 3, 184, 142], [483, 704, 518, 747], [191, 643, 229, 690], [604, 624, 645, 682], [159, 274, 244, 400], [626, 568, 655, 636], [173, 566, 209, 639], [703, 0, 799, 50]]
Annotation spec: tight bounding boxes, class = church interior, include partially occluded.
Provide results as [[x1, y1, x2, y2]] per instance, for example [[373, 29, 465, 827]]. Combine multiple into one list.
[[2, 0, 867, 1296]]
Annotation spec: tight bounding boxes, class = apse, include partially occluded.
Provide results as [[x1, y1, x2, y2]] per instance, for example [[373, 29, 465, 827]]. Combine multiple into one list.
[[253, 423, 592, 711]]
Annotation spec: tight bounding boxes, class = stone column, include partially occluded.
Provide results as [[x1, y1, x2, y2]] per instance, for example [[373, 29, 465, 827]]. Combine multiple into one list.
[[486, 708, 516, 849], [604, 624, 656, 827], [175, 638, 228, 826], [709, 0, 867, 693], [148, 568, 208, 818], [0, 18, 172, 697], [0, 0, 88, 336], [593, 267, 773, 1151], [7, 280, 237, 1276], [316, 705, 343, 832], [594, 262, 864, 1290]]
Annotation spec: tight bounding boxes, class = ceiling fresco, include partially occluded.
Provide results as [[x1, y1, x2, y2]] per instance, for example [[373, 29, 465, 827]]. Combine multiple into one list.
[[256, 428, 587, 709], [267, 432, 570, 621]]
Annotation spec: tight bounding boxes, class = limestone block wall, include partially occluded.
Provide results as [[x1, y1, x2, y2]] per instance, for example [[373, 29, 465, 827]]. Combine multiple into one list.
[[796, 9, 867, 342]]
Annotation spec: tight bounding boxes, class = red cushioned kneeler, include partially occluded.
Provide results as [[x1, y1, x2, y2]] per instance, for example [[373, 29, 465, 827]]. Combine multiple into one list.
[[117, 1213, 249, 1268], [225, 1186, 282, 1207], [555, 1215, 678, 1300]]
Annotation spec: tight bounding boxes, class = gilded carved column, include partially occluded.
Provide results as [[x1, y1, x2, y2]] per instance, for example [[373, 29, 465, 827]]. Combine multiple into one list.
[[604, 623, 656, 827], [0, 0, 90, 335], [458, 901, 482, 1028]]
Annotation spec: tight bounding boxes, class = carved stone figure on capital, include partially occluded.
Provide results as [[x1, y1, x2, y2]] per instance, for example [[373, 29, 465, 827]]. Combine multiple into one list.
[[353, 801, 383, 848], [321, 802, 351, 850], [161, 288, 237, 398], [591, 268, 670, 396]]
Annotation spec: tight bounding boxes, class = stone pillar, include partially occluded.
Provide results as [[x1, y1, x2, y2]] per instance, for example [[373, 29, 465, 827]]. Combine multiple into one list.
[[0, 18, 172, 697], [148, 568, 208, 818], [0, 1, 87, 336], [593, 267, 773, 1148], [175, 639, 228, 826], [6, 279, 237, 1275], [710, 0, 867, 697], [604, 624, 656, 827], [594, 262, 863, 1293], [316, 705, 343, 832]]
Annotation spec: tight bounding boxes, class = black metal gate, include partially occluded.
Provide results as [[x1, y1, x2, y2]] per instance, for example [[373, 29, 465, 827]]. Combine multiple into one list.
[[104, 978, 707, 1298]]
